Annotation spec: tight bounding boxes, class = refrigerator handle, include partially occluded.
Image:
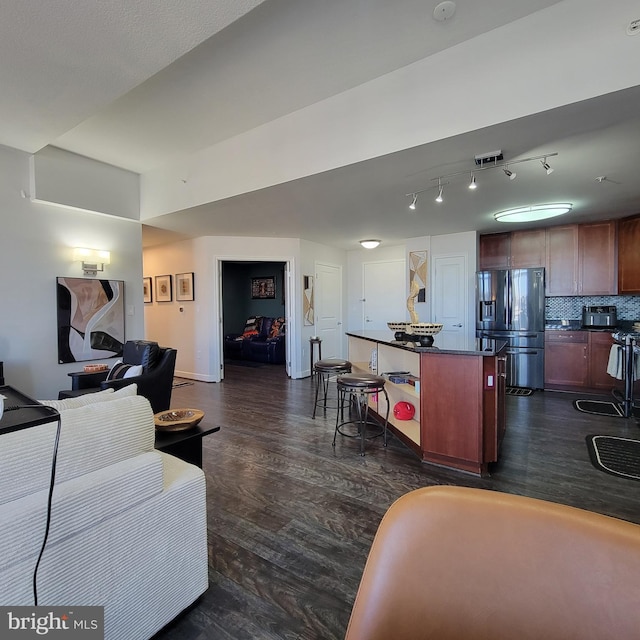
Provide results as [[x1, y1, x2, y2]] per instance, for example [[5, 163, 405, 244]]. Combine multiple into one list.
[[506, 272, 513, 327]]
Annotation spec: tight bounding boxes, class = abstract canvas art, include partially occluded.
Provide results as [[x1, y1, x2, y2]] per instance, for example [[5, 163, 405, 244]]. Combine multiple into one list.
[[303, 275, 314, 325], [56, 277, 125, 363], [409, 251, 428, 303]]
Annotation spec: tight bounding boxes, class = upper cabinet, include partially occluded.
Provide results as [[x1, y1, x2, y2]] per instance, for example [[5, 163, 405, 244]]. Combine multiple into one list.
[[546, 222, 616, 295], [545, 225, 578, 295], [578, 221, 617, 295], [618, 215, 640, 293], [479, 229, 545, 270]]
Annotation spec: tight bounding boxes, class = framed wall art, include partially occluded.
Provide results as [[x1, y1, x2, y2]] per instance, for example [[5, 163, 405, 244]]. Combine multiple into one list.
[[176, 272, 195, 301], [303, 275, 314, 325], [56, 277, 125, 363], [155, 274, 173, 302], [143, 277, 152, 303], [251, 276, 276, 299]]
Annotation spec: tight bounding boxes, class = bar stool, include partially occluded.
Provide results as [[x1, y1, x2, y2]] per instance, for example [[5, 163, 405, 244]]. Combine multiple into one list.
[[309, 337, 322, 379], [333, 373, 390, 456], [312, 359, 352, 419]]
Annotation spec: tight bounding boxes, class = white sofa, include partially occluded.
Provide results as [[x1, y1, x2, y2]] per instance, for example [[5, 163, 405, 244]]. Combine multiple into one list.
[[0, 385, 208, 639]]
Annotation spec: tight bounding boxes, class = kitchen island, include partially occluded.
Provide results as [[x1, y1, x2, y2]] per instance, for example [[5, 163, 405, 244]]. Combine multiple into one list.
[[346, 331, 507, 476]]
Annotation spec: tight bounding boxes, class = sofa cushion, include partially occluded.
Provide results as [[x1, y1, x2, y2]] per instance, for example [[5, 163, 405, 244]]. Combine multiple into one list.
[[269, 317, 286, 338], [0, 394, 154, 505], [40, 382, 137, 412]]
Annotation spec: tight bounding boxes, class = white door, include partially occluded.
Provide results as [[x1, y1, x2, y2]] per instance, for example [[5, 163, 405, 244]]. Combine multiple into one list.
[[363, 260, 406, 329], [433, 254, 468, 350], [315, 262, 342, 360]]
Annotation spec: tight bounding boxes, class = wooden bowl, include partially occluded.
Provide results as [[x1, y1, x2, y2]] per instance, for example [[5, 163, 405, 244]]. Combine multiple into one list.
[[154, 408, 204, 431]]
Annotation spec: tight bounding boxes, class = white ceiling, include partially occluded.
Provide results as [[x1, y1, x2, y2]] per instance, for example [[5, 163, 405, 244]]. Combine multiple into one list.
[[2, 0, 640, 250]]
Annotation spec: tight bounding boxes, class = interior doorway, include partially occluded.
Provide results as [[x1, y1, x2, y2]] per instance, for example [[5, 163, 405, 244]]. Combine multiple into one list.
[[220, 260, 288, 378]]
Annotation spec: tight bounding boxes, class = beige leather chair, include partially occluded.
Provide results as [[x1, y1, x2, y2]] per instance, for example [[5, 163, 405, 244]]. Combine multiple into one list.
[[345, 486, 640, 640]]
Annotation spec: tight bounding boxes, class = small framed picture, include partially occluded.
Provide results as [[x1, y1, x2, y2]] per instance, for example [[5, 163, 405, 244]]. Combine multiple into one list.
[[155, 275, 173, 302], [176, 272, 195, 301], [251, 276, 276, 299], [143, 277, 152, 303]]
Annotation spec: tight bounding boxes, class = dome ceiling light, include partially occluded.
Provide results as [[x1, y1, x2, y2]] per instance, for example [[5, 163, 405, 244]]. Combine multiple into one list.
[[494, 203, 572, 223]]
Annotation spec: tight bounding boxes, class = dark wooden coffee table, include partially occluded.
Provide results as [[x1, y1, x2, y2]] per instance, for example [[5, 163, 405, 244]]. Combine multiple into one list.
[[154, 424, 220, 468]]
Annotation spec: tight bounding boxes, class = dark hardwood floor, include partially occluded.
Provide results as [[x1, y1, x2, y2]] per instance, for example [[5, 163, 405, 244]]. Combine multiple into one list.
[[154, 363, 640, 640]]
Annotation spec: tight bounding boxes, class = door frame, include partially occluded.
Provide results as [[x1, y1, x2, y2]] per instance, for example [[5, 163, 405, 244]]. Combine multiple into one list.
[[215, 256, 296, 381]]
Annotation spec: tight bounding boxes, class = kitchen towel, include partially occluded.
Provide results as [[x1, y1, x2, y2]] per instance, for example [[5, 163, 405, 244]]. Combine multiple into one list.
[[607, 344, 623, 380]]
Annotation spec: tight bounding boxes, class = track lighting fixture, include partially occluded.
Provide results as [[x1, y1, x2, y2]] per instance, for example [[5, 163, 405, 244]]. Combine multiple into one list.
[[540, 158, 554, 175], [404, 152, 557, 211]]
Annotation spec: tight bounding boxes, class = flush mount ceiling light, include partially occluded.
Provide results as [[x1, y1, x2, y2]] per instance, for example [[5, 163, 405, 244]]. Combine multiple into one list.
[[409, 193, 417, 210], [360, 239, 381, 249], [494, 203, 572, 223]]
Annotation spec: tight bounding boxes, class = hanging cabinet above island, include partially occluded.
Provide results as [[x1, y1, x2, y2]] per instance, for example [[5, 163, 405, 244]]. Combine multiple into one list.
[[346, 332, 507, 476]]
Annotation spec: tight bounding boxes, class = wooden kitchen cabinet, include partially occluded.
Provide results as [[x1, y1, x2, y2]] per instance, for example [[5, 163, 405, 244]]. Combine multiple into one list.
[[544, 330, 588, 388], [544, 330, 615, 392], [479, 233, 510, 269], [546, 226, 578, 295], [479, 229, 545, 270], [618, 214, 640, 293], [545, 221, 616, 295], [510, 229, 546, 268], [579, 221, 617, 294]]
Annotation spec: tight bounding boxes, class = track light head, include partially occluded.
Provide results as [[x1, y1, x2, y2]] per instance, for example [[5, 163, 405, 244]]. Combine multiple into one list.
[[541, 158, 554, 175], [503, 167, 516, 180], [468, 174, 477, 190], [435, 187, 443, 203], [409, 193, 417, 210]]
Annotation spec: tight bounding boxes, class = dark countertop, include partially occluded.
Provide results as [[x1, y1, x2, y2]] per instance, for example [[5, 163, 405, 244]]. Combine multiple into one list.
[[545, 319, 636, 332], [346, 330, 508, 356]]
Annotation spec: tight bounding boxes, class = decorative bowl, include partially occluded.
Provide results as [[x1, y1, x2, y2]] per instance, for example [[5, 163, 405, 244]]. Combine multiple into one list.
[[387, 322, 412, 340], [154, 408, 204, 431], [409, 323, 443, 346]]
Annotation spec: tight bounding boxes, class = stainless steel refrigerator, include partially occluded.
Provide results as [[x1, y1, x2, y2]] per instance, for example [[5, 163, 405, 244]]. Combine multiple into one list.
[[476, 268, 545, 389]]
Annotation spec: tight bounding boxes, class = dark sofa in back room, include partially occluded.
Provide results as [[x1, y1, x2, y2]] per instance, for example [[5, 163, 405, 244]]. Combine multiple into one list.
[[224, 316, 286, 364]]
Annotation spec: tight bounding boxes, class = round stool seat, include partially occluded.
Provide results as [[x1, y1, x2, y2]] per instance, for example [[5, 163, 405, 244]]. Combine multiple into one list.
[[314, 358, 352, 372], [337, 373, 386, 389]]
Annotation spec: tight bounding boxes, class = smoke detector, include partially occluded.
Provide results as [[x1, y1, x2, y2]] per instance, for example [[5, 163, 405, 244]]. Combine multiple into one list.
[[627, 18, 640, 36], [433, 1, 456, 22], [474, 150, 504, 166]]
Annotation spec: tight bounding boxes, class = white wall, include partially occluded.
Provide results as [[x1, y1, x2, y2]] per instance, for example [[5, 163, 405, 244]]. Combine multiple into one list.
[[143, 235, 348, 380], [0, 145, 144, 400]]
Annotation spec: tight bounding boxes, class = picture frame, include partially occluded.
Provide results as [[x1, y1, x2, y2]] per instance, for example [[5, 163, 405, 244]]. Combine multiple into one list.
[[176, 272, 195, 301], [251, 276, 276, 299], [155, 274, 173, 302], [143, 277, 152, 303], [303, 275, 314, 325]]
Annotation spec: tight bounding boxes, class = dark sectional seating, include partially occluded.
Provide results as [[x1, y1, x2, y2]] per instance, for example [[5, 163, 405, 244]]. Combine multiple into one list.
[[224, 316, 286, 364]]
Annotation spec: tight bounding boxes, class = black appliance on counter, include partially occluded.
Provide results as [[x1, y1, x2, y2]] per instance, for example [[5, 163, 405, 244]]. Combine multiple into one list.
[[581, 305, 617, 329], [476, 268, 545, 389]]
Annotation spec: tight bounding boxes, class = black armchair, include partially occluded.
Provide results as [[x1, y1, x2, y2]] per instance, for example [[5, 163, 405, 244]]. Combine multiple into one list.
[[59, 340, 177, 413]]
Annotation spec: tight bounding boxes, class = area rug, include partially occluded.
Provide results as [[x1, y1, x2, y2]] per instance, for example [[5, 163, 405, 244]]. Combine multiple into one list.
[[586, 435, 640, 481], [172, 378, 194, 388], [506, 387, 534, 397], [574, 399, 624, 417]]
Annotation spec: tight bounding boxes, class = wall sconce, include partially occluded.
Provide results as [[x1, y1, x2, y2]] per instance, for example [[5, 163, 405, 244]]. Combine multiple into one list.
[[73, 247, 111, 276]]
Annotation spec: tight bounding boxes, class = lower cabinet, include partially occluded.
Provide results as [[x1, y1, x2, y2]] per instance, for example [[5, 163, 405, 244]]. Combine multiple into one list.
[[544, 330, 615, 392]]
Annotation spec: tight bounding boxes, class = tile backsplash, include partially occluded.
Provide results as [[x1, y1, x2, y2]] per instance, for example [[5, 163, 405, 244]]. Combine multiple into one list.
[[545, 295, 640, 321]]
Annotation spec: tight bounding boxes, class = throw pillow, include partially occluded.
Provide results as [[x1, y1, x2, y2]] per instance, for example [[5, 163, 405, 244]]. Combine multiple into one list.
[[107, 361, 143, 380], [39, 383, 137, 412], [269, 317, 285, 338], [242, 316, 263, 338]]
